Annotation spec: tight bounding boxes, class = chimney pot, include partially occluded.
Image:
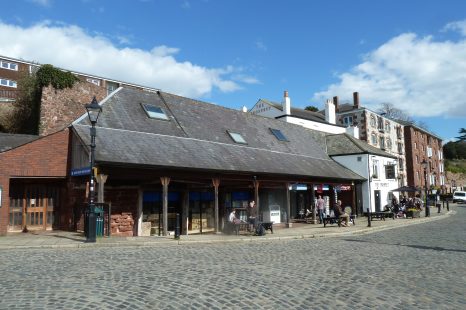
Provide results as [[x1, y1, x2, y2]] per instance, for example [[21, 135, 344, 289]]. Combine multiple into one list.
[[284, 90, 288, 98]]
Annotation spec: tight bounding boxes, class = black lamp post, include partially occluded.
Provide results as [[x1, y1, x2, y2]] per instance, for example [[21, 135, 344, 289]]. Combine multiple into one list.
[[85, 96, 102, 243], [421, 159, 429, 217]]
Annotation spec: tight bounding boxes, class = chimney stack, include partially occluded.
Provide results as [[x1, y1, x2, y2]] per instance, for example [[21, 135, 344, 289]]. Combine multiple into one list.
[[325, 99, 336, 124], [282, 90, 291, 115], [333, 96, 339, 112], [353, 92, 360, 109]]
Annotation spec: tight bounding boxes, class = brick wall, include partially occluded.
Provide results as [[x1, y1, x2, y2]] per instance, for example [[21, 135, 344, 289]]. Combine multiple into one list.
[[39, 81, 107, 136], [0, 129, 70, 234]]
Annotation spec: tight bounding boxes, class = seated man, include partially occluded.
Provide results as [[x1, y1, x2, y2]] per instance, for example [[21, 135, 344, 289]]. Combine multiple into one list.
[[334, 200, 350, 227]]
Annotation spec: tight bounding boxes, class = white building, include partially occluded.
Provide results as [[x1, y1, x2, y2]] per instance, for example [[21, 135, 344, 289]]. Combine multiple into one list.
[[326, 133, 399, 213], [249, 91, 358, 136], [332, 92, 407, 187]]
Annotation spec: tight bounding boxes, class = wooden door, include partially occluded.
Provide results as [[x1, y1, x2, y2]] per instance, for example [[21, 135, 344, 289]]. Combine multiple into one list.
[[8, 185, 58, 231]]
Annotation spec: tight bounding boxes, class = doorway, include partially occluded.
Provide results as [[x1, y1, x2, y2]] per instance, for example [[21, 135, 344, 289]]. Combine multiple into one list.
[[374, 190, 381, 212]]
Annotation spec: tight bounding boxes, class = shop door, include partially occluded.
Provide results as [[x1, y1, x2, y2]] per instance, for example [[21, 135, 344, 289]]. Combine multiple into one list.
[[374, 190, 381, 212], [9, 185, 57, 231]]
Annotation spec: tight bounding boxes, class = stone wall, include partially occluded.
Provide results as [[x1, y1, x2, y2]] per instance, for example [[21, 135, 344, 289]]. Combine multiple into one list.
[[110, 213, 135, 237], [39, 80, 107, 136]]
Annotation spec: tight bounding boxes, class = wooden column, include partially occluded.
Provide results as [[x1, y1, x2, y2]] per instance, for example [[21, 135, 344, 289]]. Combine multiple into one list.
[[286, 182, 292, 228], [253, 179, 260, 216], [160, 177, 170, 236], [212, 178, 220, 233], [310, 183, 317, 224], [95, 174, 108, 203], [182, 186, 189, 235], [352, 182, 356, 216]]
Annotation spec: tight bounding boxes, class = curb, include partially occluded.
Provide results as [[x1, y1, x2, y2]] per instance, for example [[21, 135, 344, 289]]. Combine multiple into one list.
[[0, 211, 454, 250]]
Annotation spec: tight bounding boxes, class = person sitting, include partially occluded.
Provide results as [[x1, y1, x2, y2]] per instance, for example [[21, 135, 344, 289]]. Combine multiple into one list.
[[334, 200, 350, 227], [228, 209, 241, 224]]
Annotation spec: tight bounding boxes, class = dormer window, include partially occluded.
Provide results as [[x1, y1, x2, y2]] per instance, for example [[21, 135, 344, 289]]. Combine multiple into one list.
[[227, 131, 247, 144], [142, 103, 169, 120], [270, 128, 288, 141]]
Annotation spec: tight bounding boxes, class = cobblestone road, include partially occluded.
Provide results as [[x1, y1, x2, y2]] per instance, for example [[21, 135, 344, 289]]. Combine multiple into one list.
[[1, 206, 465, 310]]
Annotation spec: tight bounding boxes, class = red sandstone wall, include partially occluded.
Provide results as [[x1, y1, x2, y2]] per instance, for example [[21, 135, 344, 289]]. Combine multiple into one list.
[[39, 81, 107, 136]]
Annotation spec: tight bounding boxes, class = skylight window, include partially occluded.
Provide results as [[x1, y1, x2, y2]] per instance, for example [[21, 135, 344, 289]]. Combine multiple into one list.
[[142, 103, 169, 120], [270, 128, 288, 141], [227, 131, 247, 144]]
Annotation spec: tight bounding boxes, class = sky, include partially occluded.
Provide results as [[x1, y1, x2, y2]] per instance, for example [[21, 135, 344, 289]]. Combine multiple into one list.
[[1, 0, 465, 141]]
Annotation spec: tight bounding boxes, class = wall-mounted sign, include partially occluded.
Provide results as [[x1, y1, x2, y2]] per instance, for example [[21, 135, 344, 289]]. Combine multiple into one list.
[[71, 167, 91, 176]]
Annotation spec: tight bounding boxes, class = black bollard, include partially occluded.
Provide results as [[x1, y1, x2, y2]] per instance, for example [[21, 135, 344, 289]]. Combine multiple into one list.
[[447, 200, 450, 211], [442, 200, 445, 209], [367, 208, 371, 227], [437, 203, 441, 213], [174, 213, 180, 240], [425, 205, 430, 217]]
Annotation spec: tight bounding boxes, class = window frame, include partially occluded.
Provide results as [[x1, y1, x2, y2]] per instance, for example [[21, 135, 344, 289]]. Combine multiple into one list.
[[141, 103, 169, 120], [227, 130, 247, 144], [0, 78, 17, 88], [0, 61, 18, 71], [269, 128, 288, 142]]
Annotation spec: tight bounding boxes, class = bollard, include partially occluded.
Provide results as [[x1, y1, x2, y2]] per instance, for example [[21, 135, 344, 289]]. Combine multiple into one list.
[[442, 200, 445, 209], [425, 205, 430, 217], [447, 200, 450, 211], [437, 203, 441, 213], [174, 213, 180, 240], [367, 208, 371, 227]]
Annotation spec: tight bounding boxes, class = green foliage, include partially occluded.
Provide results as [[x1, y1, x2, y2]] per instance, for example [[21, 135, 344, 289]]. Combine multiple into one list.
[[36, 64, 79, 90], [10, 72, 42, 134], [445, 159, 466, 174], [304, 106, 319, 112], [457, 128, 466, 142], [443, 141, 466, 160]]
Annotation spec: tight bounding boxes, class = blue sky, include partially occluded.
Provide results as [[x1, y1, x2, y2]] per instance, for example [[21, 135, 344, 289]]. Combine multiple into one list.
[[1, 0, 465, 141]]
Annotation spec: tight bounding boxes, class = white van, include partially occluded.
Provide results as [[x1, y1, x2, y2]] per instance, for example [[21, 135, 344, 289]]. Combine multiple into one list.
[[452, 191, 466, 203]]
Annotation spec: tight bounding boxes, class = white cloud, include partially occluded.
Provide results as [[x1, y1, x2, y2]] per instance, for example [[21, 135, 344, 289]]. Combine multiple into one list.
[[255, 40, 267, 51], [443, 20, 466, 36], [30, 0, 51, 7], [314, 27, 466, 118], [0, 21, 244, 98]]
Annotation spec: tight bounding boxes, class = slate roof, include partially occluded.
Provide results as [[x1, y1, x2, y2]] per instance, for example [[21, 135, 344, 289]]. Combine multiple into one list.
[[73, 88, 364, 181], [326, 133, 397, 159], [0, 133, 38, 152]]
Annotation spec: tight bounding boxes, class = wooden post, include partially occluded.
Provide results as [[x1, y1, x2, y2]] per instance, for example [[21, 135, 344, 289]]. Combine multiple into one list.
[[182, 186, 189, 235], [310, 183, 317, 224], [160, 177, 170, 236], [212, 178, 220, 233], [95, 174, 108, 203], [253, 178, 260, 213], [352, 182, 356, 216], [286, 182, 292, 228]]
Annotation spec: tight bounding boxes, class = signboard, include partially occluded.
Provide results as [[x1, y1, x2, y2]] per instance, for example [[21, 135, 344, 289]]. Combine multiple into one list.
[[71, 167, 91, 176]]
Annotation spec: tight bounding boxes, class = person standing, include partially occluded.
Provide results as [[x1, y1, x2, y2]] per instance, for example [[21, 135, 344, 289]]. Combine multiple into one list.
[[316, 195, 325, 224], [247, 200, 258, 230]]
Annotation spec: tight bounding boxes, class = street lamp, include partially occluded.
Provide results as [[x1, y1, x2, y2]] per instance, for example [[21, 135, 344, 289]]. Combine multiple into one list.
[[85, 96, 102, 242], [420, 159, 429, 217]]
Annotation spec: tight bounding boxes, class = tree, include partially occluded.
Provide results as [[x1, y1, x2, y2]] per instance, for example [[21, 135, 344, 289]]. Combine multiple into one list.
[[377, 102, 431, 130], [304, 106, 319, 112], [456, 128, 466, 142]]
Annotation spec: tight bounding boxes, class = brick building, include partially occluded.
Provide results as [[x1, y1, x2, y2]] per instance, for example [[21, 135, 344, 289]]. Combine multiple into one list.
[[400, 121, 445, 192]]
